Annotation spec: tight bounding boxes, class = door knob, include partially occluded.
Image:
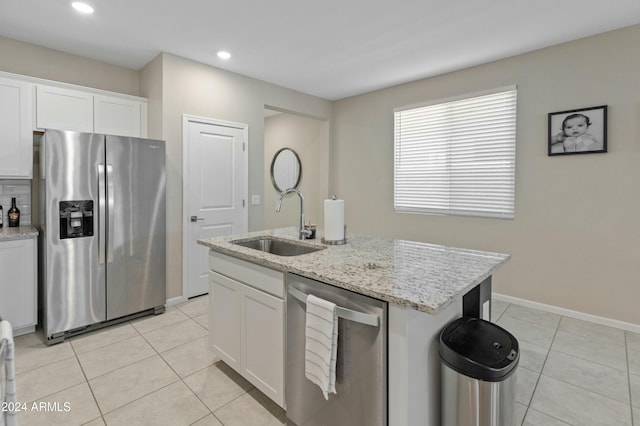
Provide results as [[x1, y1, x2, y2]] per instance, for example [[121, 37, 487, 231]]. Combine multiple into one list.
[[190, 216, 204, 222]]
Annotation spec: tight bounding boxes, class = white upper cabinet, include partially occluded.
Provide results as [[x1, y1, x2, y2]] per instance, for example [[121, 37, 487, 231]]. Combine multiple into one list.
[[0, 77, 33, 178], [94, 94, 147, 138], [36, 85, 94, 132], [36, 84, 147, 137]]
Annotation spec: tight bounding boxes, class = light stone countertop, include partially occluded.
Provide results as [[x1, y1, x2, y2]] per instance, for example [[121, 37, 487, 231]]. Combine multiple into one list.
[[0, 225, 39, 241], [198, 227, 509, 315]]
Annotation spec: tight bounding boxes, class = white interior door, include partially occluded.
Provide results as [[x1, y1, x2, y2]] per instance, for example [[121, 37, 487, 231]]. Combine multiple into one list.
[[184, 116, 248, 298]]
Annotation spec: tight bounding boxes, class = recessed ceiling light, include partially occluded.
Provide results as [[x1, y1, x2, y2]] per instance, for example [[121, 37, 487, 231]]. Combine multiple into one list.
[[72, 2, 94, 14], [217, 51, 231, 60]]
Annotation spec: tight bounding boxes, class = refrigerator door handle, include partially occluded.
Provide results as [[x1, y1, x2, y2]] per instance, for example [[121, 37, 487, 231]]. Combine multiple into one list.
[[98, 164, 106, 264], [107, 164, 115, 263]]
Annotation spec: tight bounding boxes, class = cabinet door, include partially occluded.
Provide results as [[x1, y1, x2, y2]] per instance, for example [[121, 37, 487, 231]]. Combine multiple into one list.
[[94, 94, 144, 137], [209, 272, 242, 370], [0, 77, 33, 178], [0, 239, 36, 332], [36, 85, 93, 132], [242, 284, 285, 407]]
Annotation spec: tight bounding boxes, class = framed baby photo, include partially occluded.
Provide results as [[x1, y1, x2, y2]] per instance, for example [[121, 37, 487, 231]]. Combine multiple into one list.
[[548, 105, 607, 156]]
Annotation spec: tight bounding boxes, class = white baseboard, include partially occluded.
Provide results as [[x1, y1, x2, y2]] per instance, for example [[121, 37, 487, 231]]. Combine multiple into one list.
[[13, 324, 35, 337], [165, 296, 188, 307], [493, 293, 640, 334]]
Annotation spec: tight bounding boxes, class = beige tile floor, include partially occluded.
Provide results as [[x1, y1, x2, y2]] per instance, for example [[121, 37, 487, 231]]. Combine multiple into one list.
[[12, 296, 289, 426], [9, 296, 640, 425], [492, 299, 640, 426]]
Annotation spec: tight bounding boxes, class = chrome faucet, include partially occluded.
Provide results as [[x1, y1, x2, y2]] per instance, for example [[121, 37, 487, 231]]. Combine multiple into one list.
[[275, 188, 312, 240]]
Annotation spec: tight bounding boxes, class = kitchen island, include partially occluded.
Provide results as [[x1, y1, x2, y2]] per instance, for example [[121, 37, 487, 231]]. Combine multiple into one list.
[[199, 227, 509, 425]]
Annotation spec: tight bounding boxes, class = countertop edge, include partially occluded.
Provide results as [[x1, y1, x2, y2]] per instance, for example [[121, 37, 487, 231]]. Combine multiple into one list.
[[0, 226, 40, 241]]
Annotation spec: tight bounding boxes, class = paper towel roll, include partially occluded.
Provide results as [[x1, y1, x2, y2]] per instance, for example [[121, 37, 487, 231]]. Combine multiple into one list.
[[324, 199, 345, 241]]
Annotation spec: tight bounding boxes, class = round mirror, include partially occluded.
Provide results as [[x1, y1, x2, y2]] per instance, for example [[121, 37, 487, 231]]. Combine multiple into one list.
[[270, 148, 301, 192]]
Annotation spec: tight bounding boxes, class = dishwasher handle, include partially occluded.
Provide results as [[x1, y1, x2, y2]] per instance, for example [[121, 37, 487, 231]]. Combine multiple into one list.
[[288, 286, 380, 327]]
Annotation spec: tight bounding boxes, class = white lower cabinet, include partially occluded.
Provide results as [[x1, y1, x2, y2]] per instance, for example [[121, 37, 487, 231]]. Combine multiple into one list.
[[210, 271, 242, 370], [0, 238, 37, 335], [242, 283, 284, 401], [209, 252, 285, 407]]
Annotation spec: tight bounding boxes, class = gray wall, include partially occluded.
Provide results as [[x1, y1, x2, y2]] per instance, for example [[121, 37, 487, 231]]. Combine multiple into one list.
[[0, 36, 139, 96], [264, 113, 329, 230], [332, 24, 640, 324], [155, 53, 332, 299], [139, 54, 163, 140]]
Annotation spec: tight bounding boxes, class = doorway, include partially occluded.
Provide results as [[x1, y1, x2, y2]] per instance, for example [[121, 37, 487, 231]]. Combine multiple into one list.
[[182, 115, 248, 298]]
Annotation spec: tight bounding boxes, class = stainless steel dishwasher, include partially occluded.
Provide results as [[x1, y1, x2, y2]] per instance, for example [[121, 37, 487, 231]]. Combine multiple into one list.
[[286, 273, 387, 426]]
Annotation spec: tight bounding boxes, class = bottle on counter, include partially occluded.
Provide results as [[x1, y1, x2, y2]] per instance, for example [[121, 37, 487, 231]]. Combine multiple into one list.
[[0, 204, 3, 228], [8, 197, 20, 228]]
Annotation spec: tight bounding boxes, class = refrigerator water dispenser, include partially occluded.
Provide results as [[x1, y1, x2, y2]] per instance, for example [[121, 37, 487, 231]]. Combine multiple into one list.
[[59, 200, 94, 239]]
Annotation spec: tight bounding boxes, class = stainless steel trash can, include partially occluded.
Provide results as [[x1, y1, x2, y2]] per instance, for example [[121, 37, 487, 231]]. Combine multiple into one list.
[[440, 317, 519, 426]]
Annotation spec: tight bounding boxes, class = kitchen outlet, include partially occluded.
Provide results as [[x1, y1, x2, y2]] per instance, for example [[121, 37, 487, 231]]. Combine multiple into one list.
[[251, 195, 261, 205]]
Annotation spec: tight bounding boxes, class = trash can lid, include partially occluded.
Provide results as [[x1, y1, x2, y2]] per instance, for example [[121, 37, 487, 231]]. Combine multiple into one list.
[[439, 317, 519, 382]]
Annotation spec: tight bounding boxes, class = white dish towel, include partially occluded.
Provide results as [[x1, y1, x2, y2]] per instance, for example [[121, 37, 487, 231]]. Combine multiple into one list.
[[304, 294, 338, 400], [0, 320, 17, 426]]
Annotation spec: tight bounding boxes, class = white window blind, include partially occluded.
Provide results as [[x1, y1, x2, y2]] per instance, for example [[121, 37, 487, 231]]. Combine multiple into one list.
[[394, 87, 517, 219]]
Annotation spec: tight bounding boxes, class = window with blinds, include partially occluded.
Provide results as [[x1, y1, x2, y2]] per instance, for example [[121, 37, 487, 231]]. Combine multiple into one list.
[[393, 87, 517, 219]]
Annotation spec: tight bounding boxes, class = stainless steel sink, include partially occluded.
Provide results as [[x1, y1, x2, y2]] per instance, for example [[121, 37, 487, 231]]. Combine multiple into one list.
[[231, 237, 325, 256]]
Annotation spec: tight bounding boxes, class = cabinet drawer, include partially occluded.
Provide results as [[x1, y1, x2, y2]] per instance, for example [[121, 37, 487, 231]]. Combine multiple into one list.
[[209, 251, 284, 298]]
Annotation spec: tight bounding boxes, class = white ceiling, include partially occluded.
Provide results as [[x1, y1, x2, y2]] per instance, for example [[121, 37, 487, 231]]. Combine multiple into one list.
[[2, 0, 640, 100]]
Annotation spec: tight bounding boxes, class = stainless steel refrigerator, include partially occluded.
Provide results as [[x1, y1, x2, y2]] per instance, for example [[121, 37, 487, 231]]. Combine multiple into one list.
[[39, 130, 166, 344]]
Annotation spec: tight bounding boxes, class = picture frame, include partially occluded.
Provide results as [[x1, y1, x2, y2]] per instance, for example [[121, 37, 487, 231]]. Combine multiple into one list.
[[548, 105, 607, 156]]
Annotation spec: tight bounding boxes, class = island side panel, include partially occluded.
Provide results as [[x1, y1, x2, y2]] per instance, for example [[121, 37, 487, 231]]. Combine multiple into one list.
[[388, 296, 462, 425], [463, 276, 492, 320]]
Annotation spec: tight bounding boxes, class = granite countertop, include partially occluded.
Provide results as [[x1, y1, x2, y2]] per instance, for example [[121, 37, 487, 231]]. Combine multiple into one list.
[[198, 227, 509, 315], [0, 225, 39, 241]]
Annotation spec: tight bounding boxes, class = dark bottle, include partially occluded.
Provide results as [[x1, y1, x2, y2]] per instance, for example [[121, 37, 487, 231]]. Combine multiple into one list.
[[8, 197, 20, 228]]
